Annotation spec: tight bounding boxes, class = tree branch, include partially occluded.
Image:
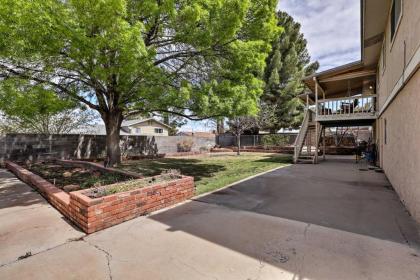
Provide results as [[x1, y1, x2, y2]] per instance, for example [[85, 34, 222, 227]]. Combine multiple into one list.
[[0, 63, 101, 111]]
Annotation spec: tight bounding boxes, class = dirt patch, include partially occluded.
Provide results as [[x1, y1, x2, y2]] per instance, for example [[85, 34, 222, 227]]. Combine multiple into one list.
[[22, 161, 134, 192]]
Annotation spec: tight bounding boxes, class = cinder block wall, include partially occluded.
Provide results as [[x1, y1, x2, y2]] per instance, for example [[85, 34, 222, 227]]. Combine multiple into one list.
[[0, 134, 216, 162]]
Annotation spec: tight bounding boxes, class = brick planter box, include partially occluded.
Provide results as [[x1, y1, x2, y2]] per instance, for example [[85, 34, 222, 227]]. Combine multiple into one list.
[[5, 161, 195, 233]]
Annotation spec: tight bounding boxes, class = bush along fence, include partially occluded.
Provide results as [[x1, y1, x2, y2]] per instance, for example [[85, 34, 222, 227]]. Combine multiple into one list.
[[216, 134, 297, 148], [0, 134, 216, 162], [5, 160, 195, 233]]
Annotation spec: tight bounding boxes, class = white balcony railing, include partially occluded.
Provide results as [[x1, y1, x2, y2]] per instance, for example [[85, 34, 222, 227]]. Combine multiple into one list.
[[316, 95, 377, 121]]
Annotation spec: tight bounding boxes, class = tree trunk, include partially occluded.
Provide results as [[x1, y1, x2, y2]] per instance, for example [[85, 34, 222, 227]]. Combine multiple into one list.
[[216, 118, 225, 134], [237, 133, 241, 156], [102, 111, 123, 166]]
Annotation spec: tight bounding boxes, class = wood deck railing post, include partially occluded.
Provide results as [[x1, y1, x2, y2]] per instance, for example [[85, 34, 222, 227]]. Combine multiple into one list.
[[314, 77, 319, 164], [322, 126, 326, 160], [314, 77, 319, 119]]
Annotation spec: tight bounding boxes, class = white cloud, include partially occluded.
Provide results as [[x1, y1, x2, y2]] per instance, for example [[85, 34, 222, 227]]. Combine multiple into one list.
[[278, 0, 361, 71]]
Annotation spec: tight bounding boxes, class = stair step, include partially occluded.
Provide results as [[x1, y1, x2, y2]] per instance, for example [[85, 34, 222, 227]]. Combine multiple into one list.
[[298, 155, 314, 159], [297, 158, 315, 164]]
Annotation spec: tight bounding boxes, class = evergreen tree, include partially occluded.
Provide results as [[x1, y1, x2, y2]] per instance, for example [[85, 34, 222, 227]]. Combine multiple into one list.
[[262, 11, 319, 132]]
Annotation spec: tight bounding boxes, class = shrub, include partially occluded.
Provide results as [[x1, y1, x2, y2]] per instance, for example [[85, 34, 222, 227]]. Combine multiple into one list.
[[261, 135, 289, 148], [199, 145, 210, 152], [177, 139, 194, 152]]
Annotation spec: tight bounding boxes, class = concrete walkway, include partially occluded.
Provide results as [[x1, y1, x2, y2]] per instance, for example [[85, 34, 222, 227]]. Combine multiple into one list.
[[0, 169, 85, 267], [0, 158, 419, 279]]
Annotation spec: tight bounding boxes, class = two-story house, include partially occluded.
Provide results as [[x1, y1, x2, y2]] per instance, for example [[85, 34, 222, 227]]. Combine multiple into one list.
[[295, 0, 420, 223]]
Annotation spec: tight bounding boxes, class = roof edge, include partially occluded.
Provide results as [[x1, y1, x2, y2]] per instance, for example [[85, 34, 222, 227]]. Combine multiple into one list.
[[122, 118, 173, 129], [303, 60, 363, 81]]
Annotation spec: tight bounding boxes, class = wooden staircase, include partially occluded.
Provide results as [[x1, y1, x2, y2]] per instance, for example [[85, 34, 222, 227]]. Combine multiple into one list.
[[294, 109, 324, 164]]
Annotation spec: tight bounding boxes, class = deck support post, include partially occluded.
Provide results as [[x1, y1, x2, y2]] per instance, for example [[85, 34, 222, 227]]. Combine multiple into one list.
[[314, 77, 319, 118], [322, 126, 326, 160], [315, 122, 319, 163], [314, 77, 319, 164], [306, 94, 309, 110]]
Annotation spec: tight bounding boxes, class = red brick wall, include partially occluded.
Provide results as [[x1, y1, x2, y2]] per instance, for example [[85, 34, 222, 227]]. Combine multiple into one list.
[[5, 161, 195, 234], [69, 176, 195, 233]]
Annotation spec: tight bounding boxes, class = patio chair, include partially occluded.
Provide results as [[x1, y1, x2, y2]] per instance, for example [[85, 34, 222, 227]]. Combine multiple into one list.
[[341, 99, 359, 113]]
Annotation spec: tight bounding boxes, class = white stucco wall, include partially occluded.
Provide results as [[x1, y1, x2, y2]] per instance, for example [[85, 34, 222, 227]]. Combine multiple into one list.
[[378, 70, 420, 223], [373, 0, 420, 223]]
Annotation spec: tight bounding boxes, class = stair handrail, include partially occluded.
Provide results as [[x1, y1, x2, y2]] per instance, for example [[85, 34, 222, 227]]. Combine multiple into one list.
[[294, 109, 313, 162]]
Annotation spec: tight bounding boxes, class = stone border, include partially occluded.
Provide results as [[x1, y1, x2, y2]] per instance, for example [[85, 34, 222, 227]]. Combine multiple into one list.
[[5, 161, 195, 233]]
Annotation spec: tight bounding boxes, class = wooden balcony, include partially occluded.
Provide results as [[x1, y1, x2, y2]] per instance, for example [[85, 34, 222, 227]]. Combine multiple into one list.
[[316, 95, 377, 122]]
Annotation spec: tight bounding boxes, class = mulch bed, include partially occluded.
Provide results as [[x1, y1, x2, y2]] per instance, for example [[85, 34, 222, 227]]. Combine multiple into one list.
[[22, 161, 134, 192]]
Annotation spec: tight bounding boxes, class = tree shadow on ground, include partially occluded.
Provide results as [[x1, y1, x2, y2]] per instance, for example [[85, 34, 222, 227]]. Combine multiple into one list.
[[147, 158, 420, 280], [254, 154, 293, 164], [120, 158, 226, 182], [0, 177, 46, 210]]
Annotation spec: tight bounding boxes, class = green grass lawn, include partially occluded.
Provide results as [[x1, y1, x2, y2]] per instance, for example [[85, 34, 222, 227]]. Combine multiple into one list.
[[119, 153, 292, 195]]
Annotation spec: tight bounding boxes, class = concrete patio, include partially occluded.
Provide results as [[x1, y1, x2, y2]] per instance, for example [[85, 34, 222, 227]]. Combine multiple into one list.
[[0, 156, 419, 279]]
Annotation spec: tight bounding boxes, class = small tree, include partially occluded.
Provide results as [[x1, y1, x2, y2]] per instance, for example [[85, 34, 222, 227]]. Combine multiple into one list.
[[227, 117, 258, 155], [0, 79, 96, 134], [162, 113, 187, 136], [216, 118, 225, 135], [227, 101, 278, 154]]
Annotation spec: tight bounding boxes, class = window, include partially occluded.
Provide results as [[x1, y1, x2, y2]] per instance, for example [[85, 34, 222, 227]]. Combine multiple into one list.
[[390, 0, 402, 42], [154, 128, 163, 134], [135, 128, 141, 134]]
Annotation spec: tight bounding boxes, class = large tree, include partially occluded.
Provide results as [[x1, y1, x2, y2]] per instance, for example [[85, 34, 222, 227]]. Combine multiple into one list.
[[0, 0, 279, 165], [262, 11, 319, 132]]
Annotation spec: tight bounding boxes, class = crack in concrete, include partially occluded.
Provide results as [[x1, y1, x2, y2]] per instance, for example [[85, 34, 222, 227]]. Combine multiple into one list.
[[252, 258, 265, 280], [303, 223, 311, 239], [173, 257, 219, 280], [296, 223, 312, 277], [394, 216, 410, 246], [0, 236, 85, 268], [84, 240, 113, 280]]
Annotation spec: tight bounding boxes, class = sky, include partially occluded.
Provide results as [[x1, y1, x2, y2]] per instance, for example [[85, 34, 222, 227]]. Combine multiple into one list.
[[278, 0, 361, 71], [183, 0, 362, 132]]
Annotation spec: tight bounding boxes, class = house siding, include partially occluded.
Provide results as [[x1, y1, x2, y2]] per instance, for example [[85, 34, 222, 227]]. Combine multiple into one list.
[[129, 121, 169, 136], [376, 0, 420, 223]]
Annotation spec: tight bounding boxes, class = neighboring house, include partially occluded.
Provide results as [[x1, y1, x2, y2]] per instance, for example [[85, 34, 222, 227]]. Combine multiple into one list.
[[91, 118, 171, 136], [295, 0, 420, 223]]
